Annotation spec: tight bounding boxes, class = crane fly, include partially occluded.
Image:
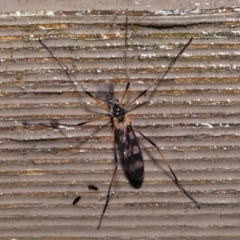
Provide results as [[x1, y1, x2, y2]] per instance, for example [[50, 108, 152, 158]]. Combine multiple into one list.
[[24, 10, 200, 229]]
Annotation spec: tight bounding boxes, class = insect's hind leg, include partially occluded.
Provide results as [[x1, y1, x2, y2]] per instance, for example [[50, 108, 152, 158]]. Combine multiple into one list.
[[134, 127, 201, 209], [97, 127, 119, 230]]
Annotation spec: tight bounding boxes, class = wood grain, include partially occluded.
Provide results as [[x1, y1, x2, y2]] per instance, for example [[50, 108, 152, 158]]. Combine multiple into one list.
[[0, 1, 239, 239]]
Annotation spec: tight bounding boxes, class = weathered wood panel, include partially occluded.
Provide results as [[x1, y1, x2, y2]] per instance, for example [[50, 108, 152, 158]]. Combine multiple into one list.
[[0, 0, 239, 239]]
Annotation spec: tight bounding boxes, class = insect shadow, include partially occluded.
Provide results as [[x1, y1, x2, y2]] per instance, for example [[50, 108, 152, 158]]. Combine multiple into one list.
[[23, 10, 200, 229]]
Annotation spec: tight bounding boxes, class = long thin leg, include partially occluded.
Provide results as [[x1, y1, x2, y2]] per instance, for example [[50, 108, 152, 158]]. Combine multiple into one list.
[[135, 127, 201, 209], [97, 128, 118, 230], [38, 39, 109, 111], [23, 116, 110, 128], [120, 9, 131, 104], [125, 38, 193, 109]]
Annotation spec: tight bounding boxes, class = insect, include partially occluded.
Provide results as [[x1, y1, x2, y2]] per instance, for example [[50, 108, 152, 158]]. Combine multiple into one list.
[[72, 196, 81, 205], [88, 184, 99, 191], [24, 10, 200, 229]]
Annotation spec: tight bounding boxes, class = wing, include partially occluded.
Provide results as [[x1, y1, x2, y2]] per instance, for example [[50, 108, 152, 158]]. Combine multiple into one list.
[[116, 123, 144, 181], [96, 80, 114, 102]]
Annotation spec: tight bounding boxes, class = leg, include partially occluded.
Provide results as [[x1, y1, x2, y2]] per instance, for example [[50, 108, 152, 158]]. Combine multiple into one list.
[[97, 128, 118, 229], [38, 39, 109, 111], [120, 9, 131, 104], [135, 127, 200, 209], [23, 116, 110, 128], [125, 38, 193, 110]]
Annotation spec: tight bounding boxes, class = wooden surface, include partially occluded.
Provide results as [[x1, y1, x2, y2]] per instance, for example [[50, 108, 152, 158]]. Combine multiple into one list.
[[0, 0, 240, 239]]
